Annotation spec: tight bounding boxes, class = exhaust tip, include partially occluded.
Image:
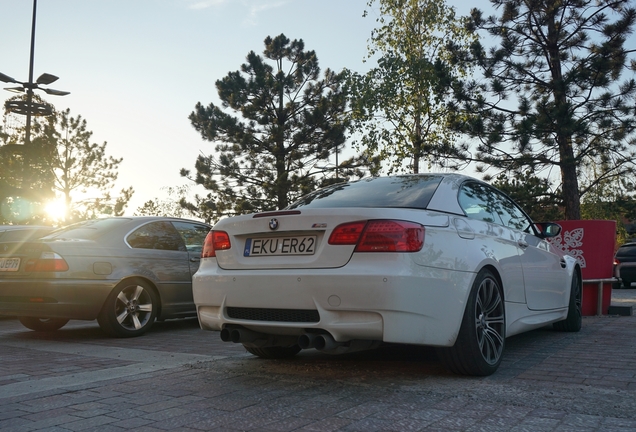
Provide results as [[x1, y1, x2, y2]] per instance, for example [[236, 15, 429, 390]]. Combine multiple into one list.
[[220, 328, 232, 342], [314, 335, 327, 350], [230, 329, 241, 343], [298, 334, 313, 349]]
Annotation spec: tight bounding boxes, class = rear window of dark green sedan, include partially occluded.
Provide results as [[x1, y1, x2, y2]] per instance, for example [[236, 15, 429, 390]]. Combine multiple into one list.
[[44, 218, 133, 240]]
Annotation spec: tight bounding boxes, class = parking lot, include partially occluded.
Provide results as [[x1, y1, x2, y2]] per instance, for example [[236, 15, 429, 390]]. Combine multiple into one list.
[[1, 291, 636, 431]]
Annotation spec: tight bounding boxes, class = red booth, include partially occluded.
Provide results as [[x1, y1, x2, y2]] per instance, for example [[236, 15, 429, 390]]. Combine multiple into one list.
[[548, 220, 616, 316]]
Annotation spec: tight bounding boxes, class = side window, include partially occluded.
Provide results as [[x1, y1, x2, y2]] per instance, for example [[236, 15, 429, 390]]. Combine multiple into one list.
[[172, 221, 210, 254], [458, 182, 502, 224], [459, 182, 532, 231], [492, 191, 531, 231], [127, 221, 186, 251]]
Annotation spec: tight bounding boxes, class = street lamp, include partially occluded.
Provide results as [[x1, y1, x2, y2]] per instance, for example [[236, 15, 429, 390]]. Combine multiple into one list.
[[0, 0, 69, 205], [1, 0, 70, 147]]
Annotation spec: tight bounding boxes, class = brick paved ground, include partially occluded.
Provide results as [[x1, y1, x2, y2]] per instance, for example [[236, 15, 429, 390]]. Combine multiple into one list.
[[1, 290, 635, 431]]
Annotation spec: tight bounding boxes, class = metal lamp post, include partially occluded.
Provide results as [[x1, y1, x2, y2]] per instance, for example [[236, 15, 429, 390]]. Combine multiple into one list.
[[0, 0, 70, 199], [1, 0, 70, 142]]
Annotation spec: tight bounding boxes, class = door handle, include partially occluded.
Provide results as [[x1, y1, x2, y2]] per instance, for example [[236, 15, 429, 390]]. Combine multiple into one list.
[[190, 258, 200, 262], [517, 240, 528, 249]]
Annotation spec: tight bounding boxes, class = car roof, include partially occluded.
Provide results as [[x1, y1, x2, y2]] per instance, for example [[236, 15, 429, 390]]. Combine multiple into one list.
[[286, 173, 504, 217], [619, 242, 636, 248]]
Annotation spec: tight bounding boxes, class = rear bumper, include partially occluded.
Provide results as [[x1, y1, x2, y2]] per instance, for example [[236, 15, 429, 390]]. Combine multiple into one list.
[[0, 279, 115, 320], [193, 255, 476, 347], [618, 266, 636, 281]]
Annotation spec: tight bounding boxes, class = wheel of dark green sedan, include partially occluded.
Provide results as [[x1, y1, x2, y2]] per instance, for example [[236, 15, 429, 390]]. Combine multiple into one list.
[[244, 345, 302, 359], [437, 268, 505, 376], [18, 317, 69, 332], [553, 269, 582, 332], [97, 278, 158, 338]]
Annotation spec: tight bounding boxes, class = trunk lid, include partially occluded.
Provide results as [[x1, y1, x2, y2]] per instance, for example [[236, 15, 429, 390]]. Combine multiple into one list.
[[213, 208, 449, 270]]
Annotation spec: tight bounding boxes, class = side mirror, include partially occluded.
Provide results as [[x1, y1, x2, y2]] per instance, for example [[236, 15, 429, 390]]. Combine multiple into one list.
[[534, 222, 562, 238]]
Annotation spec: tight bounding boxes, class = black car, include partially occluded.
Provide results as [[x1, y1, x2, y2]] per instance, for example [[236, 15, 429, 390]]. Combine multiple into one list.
[[614, 242, 636, 288]]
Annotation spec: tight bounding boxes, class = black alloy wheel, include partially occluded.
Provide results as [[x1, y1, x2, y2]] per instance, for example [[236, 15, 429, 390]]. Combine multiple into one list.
[[438, 268, 505, 376], [553, 269, 582, 332]]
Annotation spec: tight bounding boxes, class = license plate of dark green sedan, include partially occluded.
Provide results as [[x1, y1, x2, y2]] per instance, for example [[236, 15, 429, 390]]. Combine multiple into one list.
[[0, 257, 20, 271]]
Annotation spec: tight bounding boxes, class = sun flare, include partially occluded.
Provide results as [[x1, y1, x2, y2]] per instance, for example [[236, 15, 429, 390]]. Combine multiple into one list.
[[44, 198, 68, 222]]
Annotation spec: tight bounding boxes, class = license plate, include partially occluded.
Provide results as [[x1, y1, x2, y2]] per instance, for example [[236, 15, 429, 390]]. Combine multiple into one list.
[[244, 236, 317, 256], [0, 257, 20, 272]]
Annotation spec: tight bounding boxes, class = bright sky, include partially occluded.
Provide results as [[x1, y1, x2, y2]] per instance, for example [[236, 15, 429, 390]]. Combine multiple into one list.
[[1, 0, 478, 216]]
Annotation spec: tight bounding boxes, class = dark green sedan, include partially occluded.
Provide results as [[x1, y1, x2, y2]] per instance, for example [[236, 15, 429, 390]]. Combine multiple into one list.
[[0, 217, 211, 337]]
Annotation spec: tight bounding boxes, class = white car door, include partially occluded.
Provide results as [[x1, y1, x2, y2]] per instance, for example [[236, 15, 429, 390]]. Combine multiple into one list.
[[457, 182, 526, 304], [458, 182, 569, 310], [490, 190, 570, 310], [515, 231, 570, 310]]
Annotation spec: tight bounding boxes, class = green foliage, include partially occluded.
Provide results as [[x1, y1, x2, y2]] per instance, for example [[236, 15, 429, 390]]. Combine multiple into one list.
[[0, 100, 133, 224], [184, 34, 364, 222], [73, 186, 134, 221], [135, 200, 162, 217], [347, 0, 475, 174], [580, 165, 636, 244], [134, 186, 197, 220], [0, 94, 57, 224], [177, 192, 217, 225], [448, 0, 636, 220], [41, 108, 133, 223], [492, 171, 563, 222]]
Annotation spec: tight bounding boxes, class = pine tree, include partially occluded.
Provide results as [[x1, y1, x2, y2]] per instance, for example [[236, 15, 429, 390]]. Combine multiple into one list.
[[183, 34, 357, 222], [449, 0, 636, 220], [42, 108, 133, 222]]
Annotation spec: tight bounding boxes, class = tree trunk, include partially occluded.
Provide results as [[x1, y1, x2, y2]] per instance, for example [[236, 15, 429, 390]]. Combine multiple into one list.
[[559, 141, 581, 220], [548, 12, 581, 220]]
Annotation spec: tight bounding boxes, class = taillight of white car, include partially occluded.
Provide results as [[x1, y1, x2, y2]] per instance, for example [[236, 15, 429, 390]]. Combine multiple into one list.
[[329, 220, 424, 252], [201, 231, 231, 258]]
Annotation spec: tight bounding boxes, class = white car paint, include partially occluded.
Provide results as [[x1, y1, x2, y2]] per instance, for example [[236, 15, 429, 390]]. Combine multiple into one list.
[[193, 173, 581, 375]]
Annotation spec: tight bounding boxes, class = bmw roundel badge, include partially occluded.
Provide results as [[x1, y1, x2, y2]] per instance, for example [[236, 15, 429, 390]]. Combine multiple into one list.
[[269, 218, 279, 231]]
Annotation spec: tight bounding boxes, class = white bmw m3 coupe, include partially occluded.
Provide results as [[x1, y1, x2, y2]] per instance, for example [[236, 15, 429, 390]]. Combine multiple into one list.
[[193, 174, 582, 376]]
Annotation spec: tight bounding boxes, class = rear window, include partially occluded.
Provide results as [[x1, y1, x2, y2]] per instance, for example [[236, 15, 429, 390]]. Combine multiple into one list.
[[44, 218, 132, 240], [287, 175, 443, 209], [617, 244, 636, 257], [0, 228, 52, 241]]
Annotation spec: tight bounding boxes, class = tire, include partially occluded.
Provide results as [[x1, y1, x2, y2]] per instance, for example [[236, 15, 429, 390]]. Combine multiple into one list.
[[437, 268, 505, 376], [97, 278, 158, 338], [553, 269, 582, 332], [18, 317, 69, 332], [623, 279, 633, 289], [244, 345, 301, 359]]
